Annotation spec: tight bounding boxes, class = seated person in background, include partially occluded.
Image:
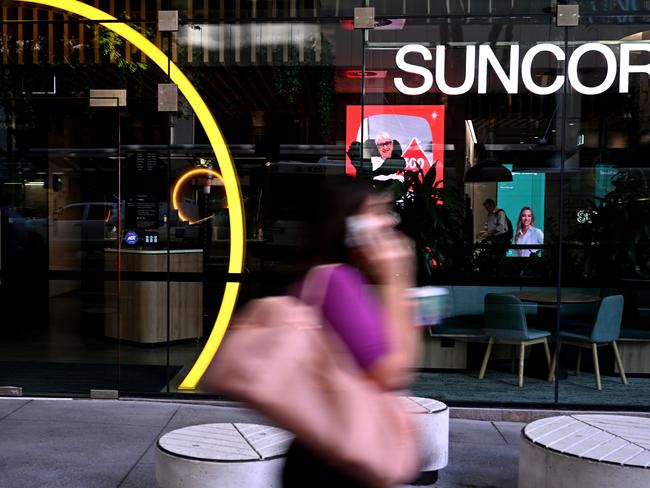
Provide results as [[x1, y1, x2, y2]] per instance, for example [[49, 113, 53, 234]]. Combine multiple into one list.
[[479, 198, 511, 244], [514, 206, 544, 257]]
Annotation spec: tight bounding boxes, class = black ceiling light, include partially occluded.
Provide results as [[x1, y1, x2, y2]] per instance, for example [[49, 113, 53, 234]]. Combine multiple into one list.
[[464, 160, 513, 183]]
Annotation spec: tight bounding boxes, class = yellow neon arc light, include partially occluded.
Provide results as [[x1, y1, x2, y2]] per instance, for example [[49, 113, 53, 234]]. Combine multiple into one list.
[[15, 0, 244, 390], [172, 168, 223, 224]]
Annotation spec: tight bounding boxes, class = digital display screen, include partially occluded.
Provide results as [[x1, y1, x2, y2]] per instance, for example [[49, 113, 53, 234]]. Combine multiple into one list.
[[498, 166, 546, 257], [345, 105, 445, 185]]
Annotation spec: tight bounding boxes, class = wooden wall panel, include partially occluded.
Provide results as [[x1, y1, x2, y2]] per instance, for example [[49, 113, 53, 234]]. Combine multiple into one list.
[[104, 250, 204, 343], [2, 8, 8, 64], [33, 9, 40, 64], [2, 1, 322, 67]]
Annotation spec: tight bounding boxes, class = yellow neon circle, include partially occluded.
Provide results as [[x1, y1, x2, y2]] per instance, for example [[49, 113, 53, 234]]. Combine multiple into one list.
[[16, 0, 244, 390], [172, 168, 223, 224]]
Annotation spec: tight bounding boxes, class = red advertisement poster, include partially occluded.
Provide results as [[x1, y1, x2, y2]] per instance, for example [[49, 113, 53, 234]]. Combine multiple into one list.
[[345, 105, 445, 184]]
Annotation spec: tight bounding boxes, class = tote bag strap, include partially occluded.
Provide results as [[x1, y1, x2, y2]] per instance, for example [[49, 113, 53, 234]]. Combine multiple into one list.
[[299, 264, 341, 311]]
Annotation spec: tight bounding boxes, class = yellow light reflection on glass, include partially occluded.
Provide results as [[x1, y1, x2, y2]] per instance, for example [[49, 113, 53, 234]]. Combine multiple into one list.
[[172, 168, 223, 224], [16, 0, 245, 390]]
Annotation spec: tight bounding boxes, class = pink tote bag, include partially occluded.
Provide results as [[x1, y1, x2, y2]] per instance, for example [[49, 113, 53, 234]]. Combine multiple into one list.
[[202, 267, 421, 488]]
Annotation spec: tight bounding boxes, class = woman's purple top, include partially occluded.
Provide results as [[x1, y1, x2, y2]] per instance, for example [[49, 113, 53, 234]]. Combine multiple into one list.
[[291, 265, 388, 370]]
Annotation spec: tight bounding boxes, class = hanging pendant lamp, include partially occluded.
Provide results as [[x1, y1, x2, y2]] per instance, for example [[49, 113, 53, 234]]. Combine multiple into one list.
[[464, 160, 513, 183]]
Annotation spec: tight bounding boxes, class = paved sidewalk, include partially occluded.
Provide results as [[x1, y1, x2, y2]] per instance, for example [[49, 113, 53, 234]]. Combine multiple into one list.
[[0, 398, 522, 488]]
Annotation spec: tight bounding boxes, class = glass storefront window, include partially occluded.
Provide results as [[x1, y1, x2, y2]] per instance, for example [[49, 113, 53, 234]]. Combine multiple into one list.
[[559, 14, 650, 407], [0, 1, 648, 409]]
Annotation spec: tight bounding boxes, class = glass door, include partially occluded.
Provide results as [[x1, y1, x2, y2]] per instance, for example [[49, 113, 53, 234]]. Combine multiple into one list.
[[0, 92, 121, 396], [360, 3, 563, 406], [0, 5, 190, 396], [558, 7, 650, 408]]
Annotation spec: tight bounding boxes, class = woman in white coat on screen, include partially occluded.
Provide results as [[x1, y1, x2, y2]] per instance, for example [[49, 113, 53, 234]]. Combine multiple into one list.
[[514, 207, 544, 257]]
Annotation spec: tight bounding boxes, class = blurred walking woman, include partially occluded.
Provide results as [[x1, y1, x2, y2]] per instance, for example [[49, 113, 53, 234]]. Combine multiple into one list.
[[283, 177, 419, 487], [513, 206, 544, 257]]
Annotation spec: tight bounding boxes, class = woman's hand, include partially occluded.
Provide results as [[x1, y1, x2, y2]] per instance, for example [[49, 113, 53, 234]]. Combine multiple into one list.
[[360, 224, 419, 390], [346, 198, 420, 390], [347, 210, 414, 286], [361, 226, 415, 286], [347, 193, 416, 286]]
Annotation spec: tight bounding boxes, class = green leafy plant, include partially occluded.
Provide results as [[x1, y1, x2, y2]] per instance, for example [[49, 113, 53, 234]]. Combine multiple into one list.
[[272, 63, 302, 103], [394, 166, 467, 276], [581, 169, 650, 279], [97, 25, 151, 73], [316, 65, 334, 137]]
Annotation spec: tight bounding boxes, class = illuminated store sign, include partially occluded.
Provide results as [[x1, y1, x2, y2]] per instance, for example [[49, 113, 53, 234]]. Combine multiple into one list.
[[124, 231, 139, 245], [395, 43, 650, 96]]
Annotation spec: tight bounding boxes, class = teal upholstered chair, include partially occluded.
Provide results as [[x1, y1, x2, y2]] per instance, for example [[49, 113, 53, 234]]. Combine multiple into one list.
[[550, 295, 627, 390], [479, 294, 552, 387]]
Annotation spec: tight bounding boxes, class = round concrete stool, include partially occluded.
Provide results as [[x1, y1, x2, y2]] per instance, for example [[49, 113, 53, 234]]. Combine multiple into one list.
[[156, 423, 293, 488], [403, 396, 449, 484], [519, 414, 650, 488]]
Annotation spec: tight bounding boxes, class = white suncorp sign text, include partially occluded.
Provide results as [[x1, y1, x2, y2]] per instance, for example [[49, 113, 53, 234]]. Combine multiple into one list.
[[394, 43, 650, 96]]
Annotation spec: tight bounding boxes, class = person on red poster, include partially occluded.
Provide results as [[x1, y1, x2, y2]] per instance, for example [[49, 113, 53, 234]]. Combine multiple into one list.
[[375, 132, 395, 161], [345, 106, 445, 189], [371, 132, 406, 187]]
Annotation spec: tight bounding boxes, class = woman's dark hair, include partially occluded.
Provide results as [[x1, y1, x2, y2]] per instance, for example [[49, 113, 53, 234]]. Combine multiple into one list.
[[295, 176, 372, 275]]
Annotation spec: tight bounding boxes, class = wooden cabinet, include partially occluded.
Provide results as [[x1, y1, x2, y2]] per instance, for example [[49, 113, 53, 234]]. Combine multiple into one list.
[[104, 250, 203, 344], [616, 339, 650, 374]]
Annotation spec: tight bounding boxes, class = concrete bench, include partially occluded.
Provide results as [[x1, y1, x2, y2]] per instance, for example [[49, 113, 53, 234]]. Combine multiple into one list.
[[155, 397, 448, 487], [156, 423, 293, 488], [403, 396, 449, 484], [519, 414, 650, 488]]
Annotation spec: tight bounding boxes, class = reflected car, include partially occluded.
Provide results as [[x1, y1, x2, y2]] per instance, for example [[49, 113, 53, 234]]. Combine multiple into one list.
[[51, 202, 120, 246]]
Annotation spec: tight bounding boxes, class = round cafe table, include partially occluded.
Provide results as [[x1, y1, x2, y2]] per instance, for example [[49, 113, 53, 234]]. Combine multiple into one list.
[[512, 291, 601, 304], [512, 290, 601, 332]]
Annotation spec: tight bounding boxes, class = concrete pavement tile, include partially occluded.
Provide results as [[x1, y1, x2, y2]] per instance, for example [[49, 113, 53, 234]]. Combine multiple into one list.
[[142, 442, 163, 464], [493, 421, 526, 446], [0, 399, 30, 419], [450, 419, 507, 445], [166, 404, 272, 430], [119, 463, 156, 488], [427, 481, 494, 488], [439, 441, 519, 488], [0, 400, 523, 488], [7, 399, 179, 427], [140, 404, 274, 463], [0, 419, 160, 488]]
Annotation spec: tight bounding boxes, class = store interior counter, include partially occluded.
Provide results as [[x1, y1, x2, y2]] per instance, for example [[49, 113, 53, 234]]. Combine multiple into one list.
[[103, 249, 203, 344]]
